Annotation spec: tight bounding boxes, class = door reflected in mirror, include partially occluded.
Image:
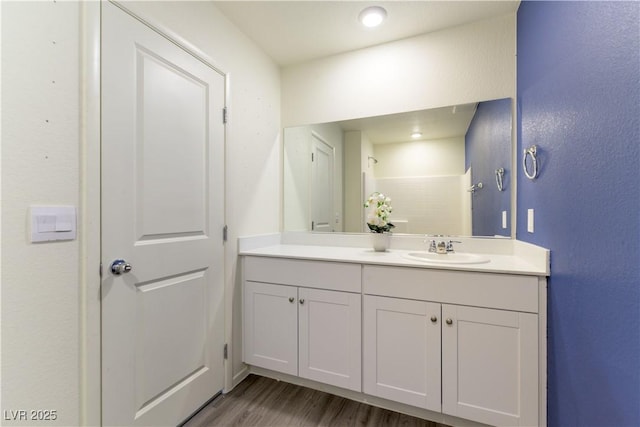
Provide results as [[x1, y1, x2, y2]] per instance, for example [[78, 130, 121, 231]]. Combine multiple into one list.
[[283, 98, 512, 238]]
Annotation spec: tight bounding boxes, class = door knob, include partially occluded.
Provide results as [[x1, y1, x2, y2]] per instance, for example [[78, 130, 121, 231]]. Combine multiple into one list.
[[430, 316, 438, 323], [111, 259, 132, 275], [445, 318, 453, 325], [289, 297, 295, 303], [299, 299, 305, 305]]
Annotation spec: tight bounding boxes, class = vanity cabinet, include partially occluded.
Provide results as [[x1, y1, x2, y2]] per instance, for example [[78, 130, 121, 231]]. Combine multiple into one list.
[[363, 295, 442, 412], [243, 281, 298, 375], [241, 252, 546, 427], [243, 257, 362, 392], [363, 265, 540, 427], [441, 304, 538, 426]]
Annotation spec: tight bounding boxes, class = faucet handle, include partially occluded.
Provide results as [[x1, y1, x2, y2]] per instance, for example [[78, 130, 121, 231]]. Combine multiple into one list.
[[446, 240, 462, 253], [427, 239, 437, 253]]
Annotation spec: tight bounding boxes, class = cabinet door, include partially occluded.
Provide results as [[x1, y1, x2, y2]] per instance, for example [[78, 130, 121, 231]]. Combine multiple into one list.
[[243, 281, 298, 375], [363, 295, 441, 412], [298, 288, 361, 391], [442, 305, 538, 426]]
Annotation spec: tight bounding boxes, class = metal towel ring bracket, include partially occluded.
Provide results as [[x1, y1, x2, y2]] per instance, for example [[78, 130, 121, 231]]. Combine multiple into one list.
[[523, 145, 539, 180]]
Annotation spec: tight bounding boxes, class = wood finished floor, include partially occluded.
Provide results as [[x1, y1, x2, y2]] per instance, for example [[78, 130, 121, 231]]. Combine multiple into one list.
[[183, 374, 451, 427]]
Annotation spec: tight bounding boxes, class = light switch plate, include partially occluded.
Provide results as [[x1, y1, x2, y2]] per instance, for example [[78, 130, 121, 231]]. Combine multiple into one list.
[[527, 209, 534, 233], [31, 206, 77, 242], [502, 210, 507, 229]]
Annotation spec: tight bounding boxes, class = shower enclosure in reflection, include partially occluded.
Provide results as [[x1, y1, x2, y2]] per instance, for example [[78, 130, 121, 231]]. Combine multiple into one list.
[[283, 98, 512, 237]]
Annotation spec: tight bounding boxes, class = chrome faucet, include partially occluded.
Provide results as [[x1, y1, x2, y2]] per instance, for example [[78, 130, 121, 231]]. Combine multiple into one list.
[[425, 236, 459, 254], [424, 235, 436, 252], [425, 238, 461, 254], [446, 240, 462, 253]]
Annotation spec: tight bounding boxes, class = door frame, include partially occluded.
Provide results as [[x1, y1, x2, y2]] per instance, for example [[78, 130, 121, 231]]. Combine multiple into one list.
[[80, 2, 229, 425]]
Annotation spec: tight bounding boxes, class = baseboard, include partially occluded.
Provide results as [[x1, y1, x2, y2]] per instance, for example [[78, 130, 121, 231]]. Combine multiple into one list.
[[227, 365, 250, 393]]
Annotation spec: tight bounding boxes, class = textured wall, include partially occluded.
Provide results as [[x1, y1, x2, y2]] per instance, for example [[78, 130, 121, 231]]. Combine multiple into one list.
[[1, 2, 81, 425], [465, 98, 512, 237], [517, 2, 640, 425]]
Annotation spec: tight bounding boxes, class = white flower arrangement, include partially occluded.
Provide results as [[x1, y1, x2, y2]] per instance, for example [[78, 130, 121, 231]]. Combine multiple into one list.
[[364, 192, 395, 233]]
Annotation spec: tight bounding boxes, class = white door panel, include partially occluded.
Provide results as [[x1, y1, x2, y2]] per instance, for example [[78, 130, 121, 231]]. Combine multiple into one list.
[[101, 3, 225, 425], [311, 133, 334, 232], [136, 47, 209, 238]]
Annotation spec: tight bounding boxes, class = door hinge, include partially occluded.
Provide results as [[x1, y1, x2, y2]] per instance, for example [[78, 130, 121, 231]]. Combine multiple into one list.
[[223, 343, 228, 360], [311, 221, 314, 230], [222, 107, 228, 124], [311, 152, 314, 162], [99, 262, 103, 278], [223, 225, 228, 242]]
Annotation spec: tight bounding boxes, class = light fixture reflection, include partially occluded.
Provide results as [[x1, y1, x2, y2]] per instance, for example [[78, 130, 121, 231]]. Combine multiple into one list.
[[411, 132, 423, 139], [359, 6, 387, 28]]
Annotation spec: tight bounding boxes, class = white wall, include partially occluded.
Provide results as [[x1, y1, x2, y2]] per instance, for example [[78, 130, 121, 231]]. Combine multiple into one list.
[[283, 126, 311, 231], [1, 1, 281, 424], [373, 137, 465, 178], [281, 13, 516, 127], [344, 131, 363, 232], [344, 131, 377, 232], [1, 2, 82, 425]]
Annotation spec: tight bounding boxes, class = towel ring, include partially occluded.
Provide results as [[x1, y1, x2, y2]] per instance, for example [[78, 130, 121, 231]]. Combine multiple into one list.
[[523, 145, 538, 180], [495, 168, 505, 191]]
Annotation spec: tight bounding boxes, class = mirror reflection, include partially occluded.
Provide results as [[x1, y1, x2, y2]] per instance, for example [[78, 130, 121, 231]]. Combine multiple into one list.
[[283, 98, 512, 237]]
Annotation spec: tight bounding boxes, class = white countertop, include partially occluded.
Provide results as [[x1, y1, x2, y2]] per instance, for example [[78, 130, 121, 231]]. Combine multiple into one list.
[[239, 244, 548, 276]]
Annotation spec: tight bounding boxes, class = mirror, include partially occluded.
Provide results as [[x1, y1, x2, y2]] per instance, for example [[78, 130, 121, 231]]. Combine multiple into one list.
[[283, 98, 512, 237]]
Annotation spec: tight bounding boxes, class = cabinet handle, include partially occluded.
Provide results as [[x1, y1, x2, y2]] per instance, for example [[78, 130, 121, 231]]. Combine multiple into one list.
[[446, 318, 453, 325], [288, 297, 295, 303], [299, 298, 305, 305], [430, 316, 438, 323]]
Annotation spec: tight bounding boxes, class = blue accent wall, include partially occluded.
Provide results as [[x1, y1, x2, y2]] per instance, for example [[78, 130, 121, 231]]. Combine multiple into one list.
[[465, 98, 512, 236], [517, 2, 640, 426]]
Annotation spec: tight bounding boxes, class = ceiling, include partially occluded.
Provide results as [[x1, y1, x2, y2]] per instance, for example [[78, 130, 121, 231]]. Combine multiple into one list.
[[213, 1, 520, 66], [336, 103, 478, 145]]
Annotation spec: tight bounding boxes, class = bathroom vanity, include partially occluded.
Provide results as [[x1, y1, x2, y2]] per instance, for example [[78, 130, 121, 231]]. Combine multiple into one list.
[[239, 233, 549, 427]]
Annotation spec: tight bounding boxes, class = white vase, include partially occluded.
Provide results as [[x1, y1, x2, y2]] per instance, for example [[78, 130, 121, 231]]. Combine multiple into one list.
[[371, 232, 391, 252]]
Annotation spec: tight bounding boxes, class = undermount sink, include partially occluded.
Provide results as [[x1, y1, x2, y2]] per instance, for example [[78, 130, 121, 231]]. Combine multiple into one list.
[[403, 252, 490, 265]]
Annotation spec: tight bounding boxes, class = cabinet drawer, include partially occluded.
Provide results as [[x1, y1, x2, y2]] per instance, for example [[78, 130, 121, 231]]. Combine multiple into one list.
[[363, 265, 538, 313], [244, 256, 361, 293]]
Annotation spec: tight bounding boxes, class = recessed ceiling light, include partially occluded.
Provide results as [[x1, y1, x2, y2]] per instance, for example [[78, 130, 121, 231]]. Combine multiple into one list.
[[411, 132, 423, 138], [359, 6, 387, 28]]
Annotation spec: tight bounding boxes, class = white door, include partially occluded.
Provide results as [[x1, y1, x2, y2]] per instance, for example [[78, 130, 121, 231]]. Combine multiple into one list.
[[243, 281, 298, 376], [442, 305, 538, 426], [311, 133, 334, 232], [363, 295, 442, 412], [101, 3, 225, 425], [298, 288, 361, 391]]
